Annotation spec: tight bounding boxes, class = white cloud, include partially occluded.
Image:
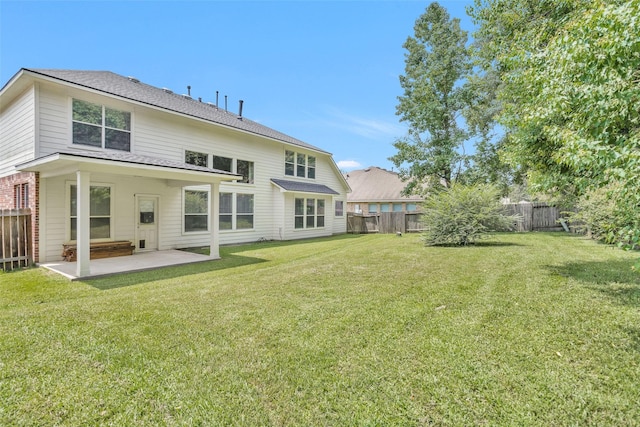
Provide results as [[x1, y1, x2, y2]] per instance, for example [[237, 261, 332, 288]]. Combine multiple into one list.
[[337, 160, 362, 170], [321, 106, 406, 140]]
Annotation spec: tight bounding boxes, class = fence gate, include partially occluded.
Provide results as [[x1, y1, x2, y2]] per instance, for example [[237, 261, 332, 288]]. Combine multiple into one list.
[[504, 202, 568, 232], [1, 209, 32, 271]]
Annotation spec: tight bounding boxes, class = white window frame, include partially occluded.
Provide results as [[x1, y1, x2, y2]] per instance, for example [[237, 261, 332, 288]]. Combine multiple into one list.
[[212, 155, 233, 172], [285, 150, 316, 179], [219, 192, 255, 231], [236, 159, 255, 184], [185, 149, 209, 167], [294, 197, 325, 229], [71, 98, 131, 152], [14, 183, 29, 209], [66, 181, 114, 242], [183, 187, 210, 234]]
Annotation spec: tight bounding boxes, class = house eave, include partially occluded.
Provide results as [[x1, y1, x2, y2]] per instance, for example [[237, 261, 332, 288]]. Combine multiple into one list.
[[16, 152, 241, 184]]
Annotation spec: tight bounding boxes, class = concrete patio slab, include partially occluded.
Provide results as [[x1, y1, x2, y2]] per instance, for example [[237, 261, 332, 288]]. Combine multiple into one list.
[[40, 250, 217, 280]]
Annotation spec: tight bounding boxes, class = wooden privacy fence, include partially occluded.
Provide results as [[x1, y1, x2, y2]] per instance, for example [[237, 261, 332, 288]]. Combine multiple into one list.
[[503, 202, 572, 232], [348, 203, 573, 234], [1, 209, 32, 271], [347, 212, 423, 234]]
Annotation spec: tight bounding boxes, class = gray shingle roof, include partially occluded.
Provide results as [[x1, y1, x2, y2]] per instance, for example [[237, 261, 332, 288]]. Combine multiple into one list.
[[59, 150, 240, 175], [271, 178, 339, 195], [344, 167, 423, 202], [25, 68, 328, 154]]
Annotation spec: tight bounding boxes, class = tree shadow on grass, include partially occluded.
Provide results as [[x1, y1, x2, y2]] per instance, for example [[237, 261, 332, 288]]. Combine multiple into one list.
[[84, 234, 366, 290], [85, 252, 268, 290], [547, 259, 640, 308]]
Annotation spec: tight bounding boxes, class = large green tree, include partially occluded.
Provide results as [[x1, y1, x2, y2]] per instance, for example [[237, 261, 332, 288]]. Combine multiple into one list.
[[469, 0, 640, 251], [390, 2, 472, 193]]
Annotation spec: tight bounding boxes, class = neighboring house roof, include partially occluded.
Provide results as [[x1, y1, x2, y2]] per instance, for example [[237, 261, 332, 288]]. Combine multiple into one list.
[[344, 167, 423, 202], [10, 68, 328, 155], [271, 178, 339, 195]]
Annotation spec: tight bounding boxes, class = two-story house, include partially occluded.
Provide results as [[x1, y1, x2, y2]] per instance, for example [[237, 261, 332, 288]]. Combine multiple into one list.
[[0, 68, 349, 277]]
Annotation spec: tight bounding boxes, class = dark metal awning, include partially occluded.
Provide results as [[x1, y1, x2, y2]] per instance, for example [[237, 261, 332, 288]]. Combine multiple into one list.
[[271, 178, 339, 195]]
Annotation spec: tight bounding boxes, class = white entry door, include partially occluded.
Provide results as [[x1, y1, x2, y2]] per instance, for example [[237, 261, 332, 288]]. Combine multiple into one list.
[[136, 195, 159, 252]]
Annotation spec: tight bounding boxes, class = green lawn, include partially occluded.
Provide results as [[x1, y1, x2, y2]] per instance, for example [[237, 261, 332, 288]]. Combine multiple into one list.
[[1, 233, 639, 426]]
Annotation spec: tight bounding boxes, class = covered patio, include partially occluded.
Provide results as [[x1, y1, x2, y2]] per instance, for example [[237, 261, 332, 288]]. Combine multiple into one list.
[[40, 249, 213, 280], [17, 150, 240, 278]]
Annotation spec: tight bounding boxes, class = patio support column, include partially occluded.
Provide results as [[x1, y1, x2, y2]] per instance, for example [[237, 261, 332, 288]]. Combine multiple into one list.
[[76, 170, 91, 277], [209, 182, 220, 259]]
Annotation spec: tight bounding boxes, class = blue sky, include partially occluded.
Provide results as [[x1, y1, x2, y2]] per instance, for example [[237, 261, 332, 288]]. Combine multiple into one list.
[[0, 0, 476, 172]]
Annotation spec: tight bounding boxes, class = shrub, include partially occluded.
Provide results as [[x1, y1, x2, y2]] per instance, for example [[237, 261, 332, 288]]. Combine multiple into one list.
[[420, 183, 519, 246], [570, 183, 639, 250]]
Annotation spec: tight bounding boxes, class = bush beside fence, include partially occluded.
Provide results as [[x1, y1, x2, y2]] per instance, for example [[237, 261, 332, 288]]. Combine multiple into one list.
[[347, 203, 573, 234]]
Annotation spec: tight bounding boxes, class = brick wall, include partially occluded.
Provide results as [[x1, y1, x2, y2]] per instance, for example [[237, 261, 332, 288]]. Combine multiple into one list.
[[0, 172, 40, 262]]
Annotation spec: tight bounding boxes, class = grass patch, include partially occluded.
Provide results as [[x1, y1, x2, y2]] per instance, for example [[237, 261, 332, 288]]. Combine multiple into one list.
[[1, 233, 639, 425]]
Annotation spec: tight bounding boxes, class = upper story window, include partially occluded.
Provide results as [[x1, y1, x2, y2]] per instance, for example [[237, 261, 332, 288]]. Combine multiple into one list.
[[72, 99, 131, 151], [212, 155, 232, 172], [237, 160, 254, 184], [185, 151, 254, 185], [185, 150, 208, 167], [285, 150, 316, 179]]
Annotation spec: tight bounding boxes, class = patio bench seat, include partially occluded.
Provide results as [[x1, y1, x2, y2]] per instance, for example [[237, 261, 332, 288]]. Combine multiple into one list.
[[62, 240, 135, 262]]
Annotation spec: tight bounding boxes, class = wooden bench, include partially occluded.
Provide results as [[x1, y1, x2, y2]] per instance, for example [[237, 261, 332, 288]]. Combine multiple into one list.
[[62, 241, 135, 262]]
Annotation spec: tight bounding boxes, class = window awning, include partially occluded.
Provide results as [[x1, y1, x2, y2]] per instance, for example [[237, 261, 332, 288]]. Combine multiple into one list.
[[271, 178, 339, 195], [16, 151, 241, 184]]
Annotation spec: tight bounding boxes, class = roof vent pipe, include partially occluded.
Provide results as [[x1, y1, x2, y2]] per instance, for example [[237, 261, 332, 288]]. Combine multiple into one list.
[[225, 95, 228, 112], [238, 100, 244, 119], [187, 85, 191, 97], [216, 91, 219, 109]]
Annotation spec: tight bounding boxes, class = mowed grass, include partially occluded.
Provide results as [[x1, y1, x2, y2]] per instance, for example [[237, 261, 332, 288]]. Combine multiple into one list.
[[1, 233, 639, 426]]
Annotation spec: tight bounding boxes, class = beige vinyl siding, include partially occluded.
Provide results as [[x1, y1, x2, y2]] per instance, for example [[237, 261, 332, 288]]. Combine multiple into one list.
[[39, 173, 198, 262], [271, 186, 286, 240], [37, 86, 70, 155], [0, 86, 35, 177], [27, 79, 348, 254], [332, 197, 347, 235]]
